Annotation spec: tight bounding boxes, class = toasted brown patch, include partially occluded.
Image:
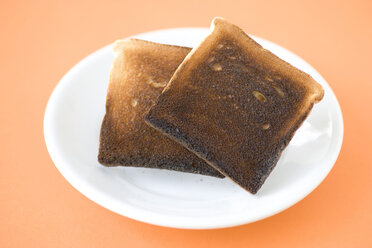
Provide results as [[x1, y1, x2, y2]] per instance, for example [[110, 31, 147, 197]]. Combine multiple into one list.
[[98, 39, 223, 178]]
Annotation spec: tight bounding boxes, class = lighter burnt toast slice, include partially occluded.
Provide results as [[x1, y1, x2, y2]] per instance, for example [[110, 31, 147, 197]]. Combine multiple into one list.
[[145, 18, 324, 193], [98, 39, 223, 178]]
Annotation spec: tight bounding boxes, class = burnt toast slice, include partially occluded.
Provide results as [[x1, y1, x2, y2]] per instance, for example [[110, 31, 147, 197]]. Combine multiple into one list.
[[145, 18, 324, 193], [98, 39, 223, 178]]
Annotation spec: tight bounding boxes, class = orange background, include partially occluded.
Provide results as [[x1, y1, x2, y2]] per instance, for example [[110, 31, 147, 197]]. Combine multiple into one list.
[[1, 0, 371, 247]]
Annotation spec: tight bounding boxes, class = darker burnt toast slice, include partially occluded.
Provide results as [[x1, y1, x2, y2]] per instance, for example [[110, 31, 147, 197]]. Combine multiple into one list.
[[146, 18, 324, 193], [98, 39, 223, 178]]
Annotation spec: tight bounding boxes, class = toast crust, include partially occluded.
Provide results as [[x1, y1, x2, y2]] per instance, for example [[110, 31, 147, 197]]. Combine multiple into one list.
[[98, 39, 223, 178], [146, 18, 324, 193]]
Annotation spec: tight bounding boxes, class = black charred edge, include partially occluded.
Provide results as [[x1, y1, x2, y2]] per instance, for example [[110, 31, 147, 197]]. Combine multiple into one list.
[[98, 113, 224, 178], [248, 103, 316, 194], [145, 114, 226, 179]]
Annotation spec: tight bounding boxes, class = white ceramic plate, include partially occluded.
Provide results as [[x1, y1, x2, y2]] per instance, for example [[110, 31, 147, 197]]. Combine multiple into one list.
[[44, 28, 343, 229]]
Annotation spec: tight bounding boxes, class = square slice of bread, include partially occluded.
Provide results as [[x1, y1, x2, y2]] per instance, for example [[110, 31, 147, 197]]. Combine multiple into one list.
[[98, 39, 223, 178], [146, 18, 324, 193]]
